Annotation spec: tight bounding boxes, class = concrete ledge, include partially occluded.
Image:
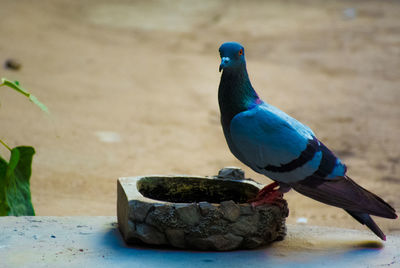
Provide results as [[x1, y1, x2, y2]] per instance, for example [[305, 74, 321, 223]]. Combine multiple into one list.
[[1, 216, 399, 267]]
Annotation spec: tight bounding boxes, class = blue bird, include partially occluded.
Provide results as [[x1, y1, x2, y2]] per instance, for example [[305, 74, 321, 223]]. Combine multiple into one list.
[[218, 42, 397, 240]]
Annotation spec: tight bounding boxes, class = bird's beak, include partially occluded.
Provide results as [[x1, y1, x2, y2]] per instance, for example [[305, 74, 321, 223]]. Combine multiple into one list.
[[219, 57, 230, 72]]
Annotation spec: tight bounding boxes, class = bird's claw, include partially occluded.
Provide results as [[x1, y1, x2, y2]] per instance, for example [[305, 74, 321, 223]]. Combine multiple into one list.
[[248, 181, 286, 209]]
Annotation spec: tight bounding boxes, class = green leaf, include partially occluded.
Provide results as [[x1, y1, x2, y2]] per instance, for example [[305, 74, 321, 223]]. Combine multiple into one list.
[[0, 78, 49, 113], [6, 147, 20, 179], [0, 146, 35, 216], [0, 157, 9, 215]]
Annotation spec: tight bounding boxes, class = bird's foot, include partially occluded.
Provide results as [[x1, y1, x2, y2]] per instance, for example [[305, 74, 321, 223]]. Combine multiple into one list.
[[248, 181, 286, 209]]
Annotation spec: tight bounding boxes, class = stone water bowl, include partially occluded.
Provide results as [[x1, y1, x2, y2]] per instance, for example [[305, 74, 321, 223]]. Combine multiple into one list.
[[117, 168, 288, 251]]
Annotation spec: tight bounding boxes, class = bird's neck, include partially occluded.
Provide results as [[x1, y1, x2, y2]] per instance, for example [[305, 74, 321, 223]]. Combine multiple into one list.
[[218, 67, 261, 127]]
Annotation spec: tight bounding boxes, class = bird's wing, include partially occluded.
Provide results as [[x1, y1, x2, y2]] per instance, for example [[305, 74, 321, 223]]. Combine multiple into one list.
[[229, 102, 323, 183]]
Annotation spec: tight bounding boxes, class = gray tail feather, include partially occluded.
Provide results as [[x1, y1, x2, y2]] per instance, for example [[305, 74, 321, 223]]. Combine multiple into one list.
[[345, 210, 386, 240], [292, 175, 397, 219], [292, 175, 397, 239]]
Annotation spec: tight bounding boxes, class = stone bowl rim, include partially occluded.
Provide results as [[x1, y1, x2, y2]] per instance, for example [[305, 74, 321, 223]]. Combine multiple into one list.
[[119, 175, 262, 205]]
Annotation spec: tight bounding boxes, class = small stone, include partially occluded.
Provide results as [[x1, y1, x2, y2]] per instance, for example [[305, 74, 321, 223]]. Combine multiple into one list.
[[175, 203, 200, 225], [243, 237, 264, 249], [296, 217, 308, 224], [195, 234, 243, 251], [220, 200, 240, 222], [165, 229, 186, 248], [275, 220, 287, 241], [122, 220, 138, 242], [239, 203, 254, 215], [343, 7, 357, 20], [135, 223, 167, 245], [217, 167, 245, 180], [145, 204, 177, 230], [4, 59, 21, 70], [220, 233, 243, 250], [186, 233, 244, 251], [129, 200, 153, 222], [263, 231, 272, 241], [198, 201, 215, 216], [230, 214, 259, 236], [186, 235, 212, 250]]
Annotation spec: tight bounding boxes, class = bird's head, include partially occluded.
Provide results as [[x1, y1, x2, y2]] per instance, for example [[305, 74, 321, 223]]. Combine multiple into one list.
[[219, 42, 246, 72]]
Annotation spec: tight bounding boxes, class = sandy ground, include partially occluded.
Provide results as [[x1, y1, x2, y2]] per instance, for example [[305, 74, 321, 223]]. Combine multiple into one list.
[[1, 0, 399, 234]]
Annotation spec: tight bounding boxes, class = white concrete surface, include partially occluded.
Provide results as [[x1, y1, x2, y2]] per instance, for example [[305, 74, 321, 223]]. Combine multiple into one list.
[[0, 216, 399, 268]]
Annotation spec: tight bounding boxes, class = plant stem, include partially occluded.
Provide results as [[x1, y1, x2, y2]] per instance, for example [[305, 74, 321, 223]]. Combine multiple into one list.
[[0, 83, 10, 150], [0, 138, 11, 151]]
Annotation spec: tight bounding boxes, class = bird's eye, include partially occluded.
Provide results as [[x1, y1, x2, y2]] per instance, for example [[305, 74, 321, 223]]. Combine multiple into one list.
[[238, 49, 243, 56]]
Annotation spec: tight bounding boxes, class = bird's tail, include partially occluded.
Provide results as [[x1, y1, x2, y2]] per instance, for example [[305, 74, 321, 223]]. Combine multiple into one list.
[[291, 175, 397, 240], [345, 210, 386, 240]]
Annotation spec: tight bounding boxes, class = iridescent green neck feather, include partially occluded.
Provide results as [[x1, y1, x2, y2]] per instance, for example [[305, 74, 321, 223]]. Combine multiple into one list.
[[218, 66, 260, 129]]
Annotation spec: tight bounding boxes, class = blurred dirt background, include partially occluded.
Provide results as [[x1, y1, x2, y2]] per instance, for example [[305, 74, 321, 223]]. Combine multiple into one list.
[[1, 0, 399, 234]]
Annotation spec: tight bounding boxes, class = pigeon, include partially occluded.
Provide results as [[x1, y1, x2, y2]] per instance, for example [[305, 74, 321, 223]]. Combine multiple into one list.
[[217, 41, 397, 240]]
